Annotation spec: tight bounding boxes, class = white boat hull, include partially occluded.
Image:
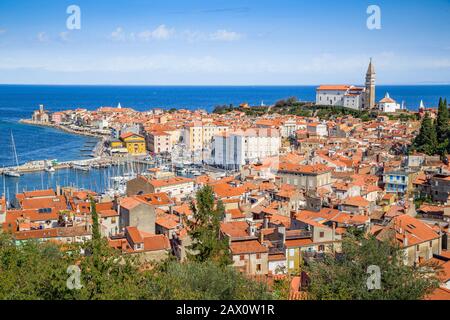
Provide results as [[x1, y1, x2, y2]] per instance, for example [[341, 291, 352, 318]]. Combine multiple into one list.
[[4, 171, 21, 177]]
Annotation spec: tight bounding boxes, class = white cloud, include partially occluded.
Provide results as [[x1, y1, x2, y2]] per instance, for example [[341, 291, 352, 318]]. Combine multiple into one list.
[[140, 24, 174, 40], [181, 29, 244, 43], [109, 26, 242, 43], [110, 25, 175, 42], [37, 32, 49, 42], [110, 27, 126, 41], [2, 50, 447, 85], [182, 30, 207, 43], [59, 31, 69, 42], [210, 29, 242, 41]]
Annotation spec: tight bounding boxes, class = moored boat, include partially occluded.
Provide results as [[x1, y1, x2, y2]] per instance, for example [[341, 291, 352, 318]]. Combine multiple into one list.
[[4, 170, 21, 178]]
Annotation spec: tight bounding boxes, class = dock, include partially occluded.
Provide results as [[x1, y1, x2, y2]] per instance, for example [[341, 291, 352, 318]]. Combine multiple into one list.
[[0, 155, 152, 176]]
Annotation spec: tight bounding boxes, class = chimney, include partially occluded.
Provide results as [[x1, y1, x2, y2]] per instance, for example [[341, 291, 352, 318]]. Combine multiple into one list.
[[332, 222, 336, 241], [278, 226, 286, 245], [248, 221, 256, 237], [263, 214, 269, 229]]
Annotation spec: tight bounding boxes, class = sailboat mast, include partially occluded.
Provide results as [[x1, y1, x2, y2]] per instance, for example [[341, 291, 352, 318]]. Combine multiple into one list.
[[11, 131, 19, 167]]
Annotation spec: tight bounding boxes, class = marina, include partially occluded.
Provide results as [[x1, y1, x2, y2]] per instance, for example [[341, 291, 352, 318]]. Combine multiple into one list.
[[1, 85, 449, 201]]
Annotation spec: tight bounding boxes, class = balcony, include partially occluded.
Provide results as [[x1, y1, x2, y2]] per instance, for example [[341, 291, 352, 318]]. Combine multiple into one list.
[[268, 247, 285, 255], [285, 230, 312, 240]]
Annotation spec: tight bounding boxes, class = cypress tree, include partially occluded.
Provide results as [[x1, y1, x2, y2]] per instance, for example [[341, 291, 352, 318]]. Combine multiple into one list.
[[90, 197, 101, 242], [436, 97, 449, 144], [413, 112, 438, 155], [185, 185, 232, 267]]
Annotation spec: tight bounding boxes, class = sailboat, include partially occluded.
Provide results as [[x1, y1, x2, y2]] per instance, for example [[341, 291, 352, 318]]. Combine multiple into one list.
[[45, 166, 56, 173], [4, 131, 22, 178]]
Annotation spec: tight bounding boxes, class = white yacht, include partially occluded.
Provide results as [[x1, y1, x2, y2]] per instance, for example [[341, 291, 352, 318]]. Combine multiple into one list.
[[5, 131, 22, 177], [72, 163, 91, 171]]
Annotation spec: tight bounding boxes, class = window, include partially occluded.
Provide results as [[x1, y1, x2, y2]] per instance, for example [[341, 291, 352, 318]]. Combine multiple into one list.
[[319, 232, 325, 238], [319, 245, 325, 252], [240, 255, 245, 261], [289, 249, 295, 257], [289, 261, 294, 269], [256, 253, 261, 259], [256, 264, 261, 272]]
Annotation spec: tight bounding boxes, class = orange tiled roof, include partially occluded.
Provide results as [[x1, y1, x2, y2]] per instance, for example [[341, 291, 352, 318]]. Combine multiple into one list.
[[120, 197, 146, 210], [375, 214, 441, 247], [230, 240, 268, 254], [220, 221, 250, 238], [146, 176, 194, 188], [285, 238, 313, 248], [424, 287, 450, 300], [136, 192, 173, 206], [126, 226, 143, 244], [343, 196, 370, 208], [278, 163, 332, 175], [317, 85, 351, 91]]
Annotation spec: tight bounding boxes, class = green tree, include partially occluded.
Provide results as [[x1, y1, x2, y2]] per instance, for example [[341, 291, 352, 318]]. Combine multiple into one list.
[[145, 260, 271, 300], [272, 276, 292, 300], [0, 233, 73, 299], [436, 97, 449, 153], [90, 197, 101, 242], [303, 235, 439, 300], [0, 232, 272, 300], [413, 112, 438, 155], [185, 185, 232, 266], [73, 239, 147, 300]]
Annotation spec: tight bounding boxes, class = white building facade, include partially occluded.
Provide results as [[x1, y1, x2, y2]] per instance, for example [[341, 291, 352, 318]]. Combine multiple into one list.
[[379, 92, 401, 113], [213, 128, 281, 170], [316, 85, 366, 110]]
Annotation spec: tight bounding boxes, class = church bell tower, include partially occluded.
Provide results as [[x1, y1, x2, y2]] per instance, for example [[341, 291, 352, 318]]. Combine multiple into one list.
[[365, 58, 376, 109]]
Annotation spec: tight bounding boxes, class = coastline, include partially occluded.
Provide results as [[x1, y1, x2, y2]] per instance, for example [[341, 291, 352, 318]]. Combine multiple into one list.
[[18, 119, 105, 138], [3, 119, 109, 174]]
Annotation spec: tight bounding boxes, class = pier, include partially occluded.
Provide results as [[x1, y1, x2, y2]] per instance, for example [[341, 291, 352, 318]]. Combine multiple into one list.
[[0, 155, 154, 176], [18, 119, 109, 138]]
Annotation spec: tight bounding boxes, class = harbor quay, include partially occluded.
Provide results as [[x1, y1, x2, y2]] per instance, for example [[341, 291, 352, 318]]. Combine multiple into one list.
[[8, 118, 152, 176], [19, 118, 107, 138]]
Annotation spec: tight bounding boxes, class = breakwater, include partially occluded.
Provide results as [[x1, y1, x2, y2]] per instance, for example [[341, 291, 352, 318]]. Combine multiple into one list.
[[18, 119, 106, 138]]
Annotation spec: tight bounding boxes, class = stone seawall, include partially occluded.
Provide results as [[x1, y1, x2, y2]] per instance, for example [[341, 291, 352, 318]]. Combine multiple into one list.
[[19, 119, 105, 138]]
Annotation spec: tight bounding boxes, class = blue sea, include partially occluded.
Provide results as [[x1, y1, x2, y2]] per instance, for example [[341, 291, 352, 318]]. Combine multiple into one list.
[[0, 84, 449, 195]]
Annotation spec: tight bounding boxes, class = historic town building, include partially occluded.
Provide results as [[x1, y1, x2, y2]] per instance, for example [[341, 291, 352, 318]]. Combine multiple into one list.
[[315, 59, 376, 111]]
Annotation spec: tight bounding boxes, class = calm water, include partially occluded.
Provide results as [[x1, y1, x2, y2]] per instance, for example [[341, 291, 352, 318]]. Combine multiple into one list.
[[0, 84, 449, 196]]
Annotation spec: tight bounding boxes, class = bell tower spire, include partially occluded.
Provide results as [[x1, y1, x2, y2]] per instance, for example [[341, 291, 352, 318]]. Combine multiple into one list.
[[365, 58, 376, 109]]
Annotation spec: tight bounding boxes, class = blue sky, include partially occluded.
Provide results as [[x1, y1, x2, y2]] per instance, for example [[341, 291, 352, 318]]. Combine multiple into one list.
[[0, 0, 449, 85]]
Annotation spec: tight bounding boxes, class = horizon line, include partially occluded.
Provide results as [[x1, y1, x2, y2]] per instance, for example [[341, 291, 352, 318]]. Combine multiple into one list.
[[1, 83, 450, 87]]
